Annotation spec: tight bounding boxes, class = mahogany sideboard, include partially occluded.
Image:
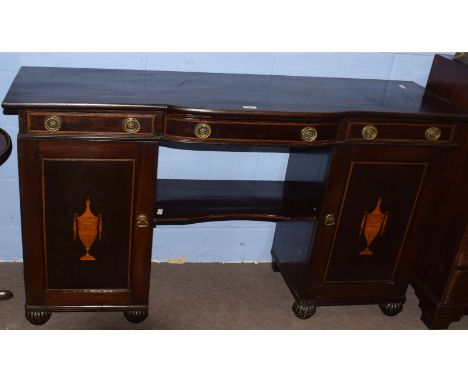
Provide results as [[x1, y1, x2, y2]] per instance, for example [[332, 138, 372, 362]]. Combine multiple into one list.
[[2, 63, 467, 327], [0, 127, 13, 301], [411, 54, 468, 329]]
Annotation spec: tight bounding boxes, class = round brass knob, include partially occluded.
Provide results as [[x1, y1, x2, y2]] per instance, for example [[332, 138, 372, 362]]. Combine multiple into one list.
[[122, 118, 141, 133], [425, 126, 441, 141], [361, 125, 378, 140], [324, 213, 336, 226], [44, 116, 62, 132], [136, 214, 150, 228], [194, 123, 212, 139], [301, 127, 318, 142]]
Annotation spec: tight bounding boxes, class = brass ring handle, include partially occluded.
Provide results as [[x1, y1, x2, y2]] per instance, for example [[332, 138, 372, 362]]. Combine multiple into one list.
[[194, 123, 212, 139], [425, 126, 441, 141], [122, 118, 141, 133], [301, 127, 318, 142], [136, 214, 150, 228], [324, 213, 336, 226], [44, 116, 62, 132], [361, 125, 378, 140]]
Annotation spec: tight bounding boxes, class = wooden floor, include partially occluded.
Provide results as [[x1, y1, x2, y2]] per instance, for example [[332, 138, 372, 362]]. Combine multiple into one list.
[[1, 262, 467, 330]]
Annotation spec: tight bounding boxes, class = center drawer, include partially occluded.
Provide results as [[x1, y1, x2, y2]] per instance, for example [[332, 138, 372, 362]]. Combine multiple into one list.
[[165, 117, 338, 144]]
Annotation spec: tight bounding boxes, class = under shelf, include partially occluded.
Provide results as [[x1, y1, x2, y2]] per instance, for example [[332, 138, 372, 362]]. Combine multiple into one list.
[[154, 179, 323, 224]]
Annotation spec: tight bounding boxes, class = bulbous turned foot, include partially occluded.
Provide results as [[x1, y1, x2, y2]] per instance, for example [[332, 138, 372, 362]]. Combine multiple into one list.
[[25, 311, 52, 325], [271, 261, 280, 273], [292, 301, 316, 319], [0, 290, 13, 300], [379, 302, 403, 316], [124, 309, 148, 323]]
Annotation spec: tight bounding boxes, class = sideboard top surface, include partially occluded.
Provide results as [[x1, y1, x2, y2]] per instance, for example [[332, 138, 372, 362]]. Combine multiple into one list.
[[2, 66, 467, 118]]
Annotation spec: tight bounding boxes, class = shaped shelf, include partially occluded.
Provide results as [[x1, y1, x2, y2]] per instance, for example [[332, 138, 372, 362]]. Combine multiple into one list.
[[154, 179, 323, 224]]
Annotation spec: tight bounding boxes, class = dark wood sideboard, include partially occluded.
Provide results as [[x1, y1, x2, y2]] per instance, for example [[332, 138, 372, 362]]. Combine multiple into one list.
[[411, 54, 468, 329], [0, 128, 13, 301], [1, 60, 467, 326]]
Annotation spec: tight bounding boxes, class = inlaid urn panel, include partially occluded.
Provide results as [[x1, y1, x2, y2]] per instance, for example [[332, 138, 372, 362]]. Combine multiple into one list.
[[43, 159, 134, 289], [18, 137, 157, 313], [324, 162, 427, 282]]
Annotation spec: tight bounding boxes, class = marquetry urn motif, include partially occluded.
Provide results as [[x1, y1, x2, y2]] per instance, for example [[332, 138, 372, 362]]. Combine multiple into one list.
[[359, 197, 388, 256], [73, 197, 102, 261]]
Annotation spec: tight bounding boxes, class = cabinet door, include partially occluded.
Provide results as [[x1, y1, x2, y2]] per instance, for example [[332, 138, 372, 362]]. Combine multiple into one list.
[[18, 138, 157, 309], [306, 145, 449, 301]]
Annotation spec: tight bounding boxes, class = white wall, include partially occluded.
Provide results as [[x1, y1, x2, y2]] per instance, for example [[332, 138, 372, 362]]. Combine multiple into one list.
[[0, 52, 445, 262]]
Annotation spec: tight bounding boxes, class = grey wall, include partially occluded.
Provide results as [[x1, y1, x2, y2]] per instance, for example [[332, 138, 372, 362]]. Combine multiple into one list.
[[0, 52, 444, 262]]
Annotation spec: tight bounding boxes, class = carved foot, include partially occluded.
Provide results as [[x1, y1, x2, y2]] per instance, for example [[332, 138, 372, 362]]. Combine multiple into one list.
[[124, 309, 148, 324], [292, 301, 316, 319], [379, 302, 403, 316], [271, 261, 280, 272], [25, 311, 52, 325]]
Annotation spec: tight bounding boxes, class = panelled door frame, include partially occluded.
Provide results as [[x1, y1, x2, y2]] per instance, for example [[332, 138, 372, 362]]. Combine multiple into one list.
[[305, 144, 451, 302], [18, 137, 157, 310]]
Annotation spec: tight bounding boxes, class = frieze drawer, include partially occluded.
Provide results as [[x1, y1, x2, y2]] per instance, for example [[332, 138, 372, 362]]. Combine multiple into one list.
[[346, 121, 455, 143], [165, 118, 338, 144], [25, 112, 159, 136]]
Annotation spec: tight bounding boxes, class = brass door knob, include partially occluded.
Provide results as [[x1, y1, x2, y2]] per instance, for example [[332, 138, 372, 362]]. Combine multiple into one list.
[[361, 125, 378, 140], [122, 118, 141, 133], [324, 213, 336, 226], [194, 123, 212, 139], [425, 126, 441, 141], [136, 214, 150, 228], [301, 127, 318, 142], [44, 116, 62, 132]]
